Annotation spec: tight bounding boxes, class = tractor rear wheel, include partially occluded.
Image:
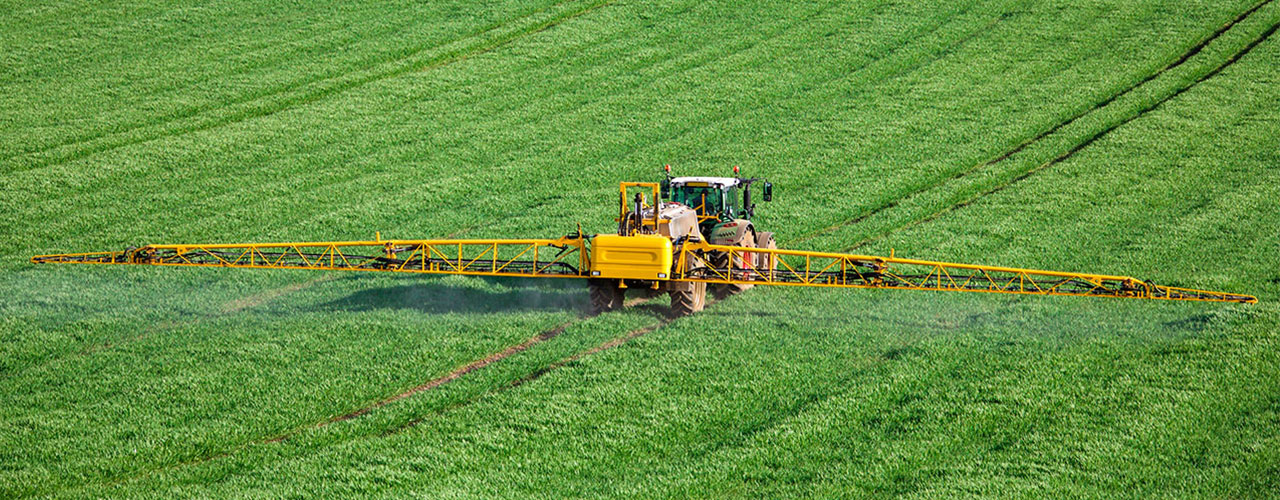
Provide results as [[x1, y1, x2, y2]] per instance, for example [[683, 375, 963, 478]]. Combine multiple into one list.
[[588, 279, 624, 315], [711, 248, 755, 300], [716, 229, 759, 300], [669, 281, 707, 318], [711, 252, 739, 300]]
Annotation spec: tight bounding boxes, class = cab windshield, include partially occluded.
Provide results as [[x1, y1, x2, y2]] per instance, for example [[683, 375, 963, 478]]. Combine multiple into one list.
[[671, 184, 740, 218], [671, 186, 723, 216]]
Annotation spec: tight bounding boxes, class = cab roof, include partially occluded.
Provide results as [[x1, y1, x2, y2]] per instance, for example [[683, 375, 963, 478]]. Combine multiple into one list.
[[670, 176, 740, 187]]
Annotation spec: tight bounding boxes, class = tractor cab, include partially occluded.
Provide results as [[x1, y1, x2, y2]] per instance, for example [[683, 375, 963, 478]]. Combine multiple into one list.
[[661, 171, 773, 235]]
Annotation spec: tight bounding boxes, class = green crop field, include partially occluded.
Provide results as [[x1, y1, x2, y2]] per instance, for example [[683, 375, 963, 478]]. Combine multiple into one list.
[[2, 0, 1279, 497]]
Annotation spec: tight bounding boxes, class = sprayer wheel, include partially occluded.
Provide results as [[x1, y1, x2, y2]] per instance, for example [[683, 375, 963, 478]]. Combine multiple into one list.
[[588, 279, 624, 315], [669, 281, 707, 318]]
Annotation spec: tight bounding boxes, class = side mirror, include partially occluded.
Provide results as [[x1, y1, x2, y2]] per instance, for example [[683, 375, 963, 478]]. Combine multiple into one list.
[[762, 182, 773, 202], [660, 178, 670, 199]]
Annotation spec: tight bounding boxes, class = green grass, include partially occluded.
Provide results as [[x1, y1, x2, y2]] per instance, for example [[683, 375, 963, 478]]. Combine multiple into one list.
[[2, 0, 1278, 497]]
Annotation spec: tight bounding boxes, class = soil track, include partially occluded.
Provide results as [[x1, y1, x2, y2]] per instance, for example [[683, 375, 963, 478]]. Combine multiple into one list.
[[325, 293, 669, 427], [222, 275, 339, 313], [511, 323, 662, 387], [383, 320, 670, 436]]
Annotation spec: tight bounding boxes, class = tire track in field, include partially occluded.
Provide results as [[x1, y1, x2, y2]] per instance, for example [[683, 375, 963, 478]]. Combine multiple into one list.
[[5, 0, 698, 241], [254, 0, 995, 264], [17, 0, 860, 442], [11, 0, 889, 266], [26, 2, 1192, 492], [100, 317, 669, 496], [5, 223, 476, 385], [320, 294, 662, 430], [844, 17, 1280, 252], [0, 272, 344, 386], [5, 0, 610, 174], [63, 319, 577, 497], [794, 0, 1276, 247], [16, 224, 479, 382], [0, 1, 570, 164], [383, 320, 670, 436], [321, 321, 574, 426]]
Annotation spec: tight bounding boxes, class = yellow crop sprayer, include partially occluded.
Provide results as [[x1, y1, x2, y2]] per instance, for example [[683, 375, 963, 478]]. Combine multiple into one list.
[[32, 167, 1256, 316]]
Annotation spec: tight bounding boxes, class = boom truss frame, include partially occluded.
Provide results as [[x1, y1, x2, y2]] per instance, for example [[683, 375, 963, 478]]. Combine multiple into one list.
[[31, 238, 589, 279], [31, 237, 1257, 304], [673, 242, 1257, 303]]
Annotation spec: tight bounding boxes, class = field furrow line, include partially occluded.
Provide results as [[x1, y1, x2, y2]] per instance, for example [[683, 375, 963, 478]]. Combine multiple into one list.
[[74, 319, 674, 495], [0, 0, 576, 164], [3, 0, 611, 175], [0, 1, 573, 163], [0, 275, 339, 385], [321, 0, 997, 247], [0, 225, 478, 383], [796, 0, 1276, 247], [381, 320, 671, 439], [510, 323, 662, 388], [52, 283, 665, 495], [844, 18, 1280, 252], [342, 297, 674, 435]]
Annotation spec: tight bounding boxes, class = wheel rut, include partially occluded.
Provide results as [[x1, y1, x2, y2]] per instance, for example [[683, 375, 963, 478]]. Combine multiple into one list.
[[382, 321, 670, 437], [77, 290, 670, 490], [69, 311, 675, 496], [323, 321, 574, 425]]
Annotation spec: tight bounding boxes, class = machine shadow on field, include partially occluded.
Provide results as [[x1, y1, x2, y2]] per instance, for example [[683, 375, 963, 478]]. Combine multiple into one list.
[[316, 276, 590, 315]]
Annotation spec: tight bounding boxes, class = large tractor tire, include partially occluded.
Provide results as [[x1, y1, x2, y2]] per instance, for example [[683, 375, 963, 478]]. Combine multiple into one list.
[[669, 281, 707, 318], [712, 233, 756, 300], [588, 279, 624, 315]]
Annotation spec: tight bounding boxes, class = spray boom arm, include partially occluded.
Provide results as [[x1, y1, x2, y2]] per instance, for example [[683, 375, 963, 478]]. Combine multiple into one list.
[[31, 236, 1256, 304]]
